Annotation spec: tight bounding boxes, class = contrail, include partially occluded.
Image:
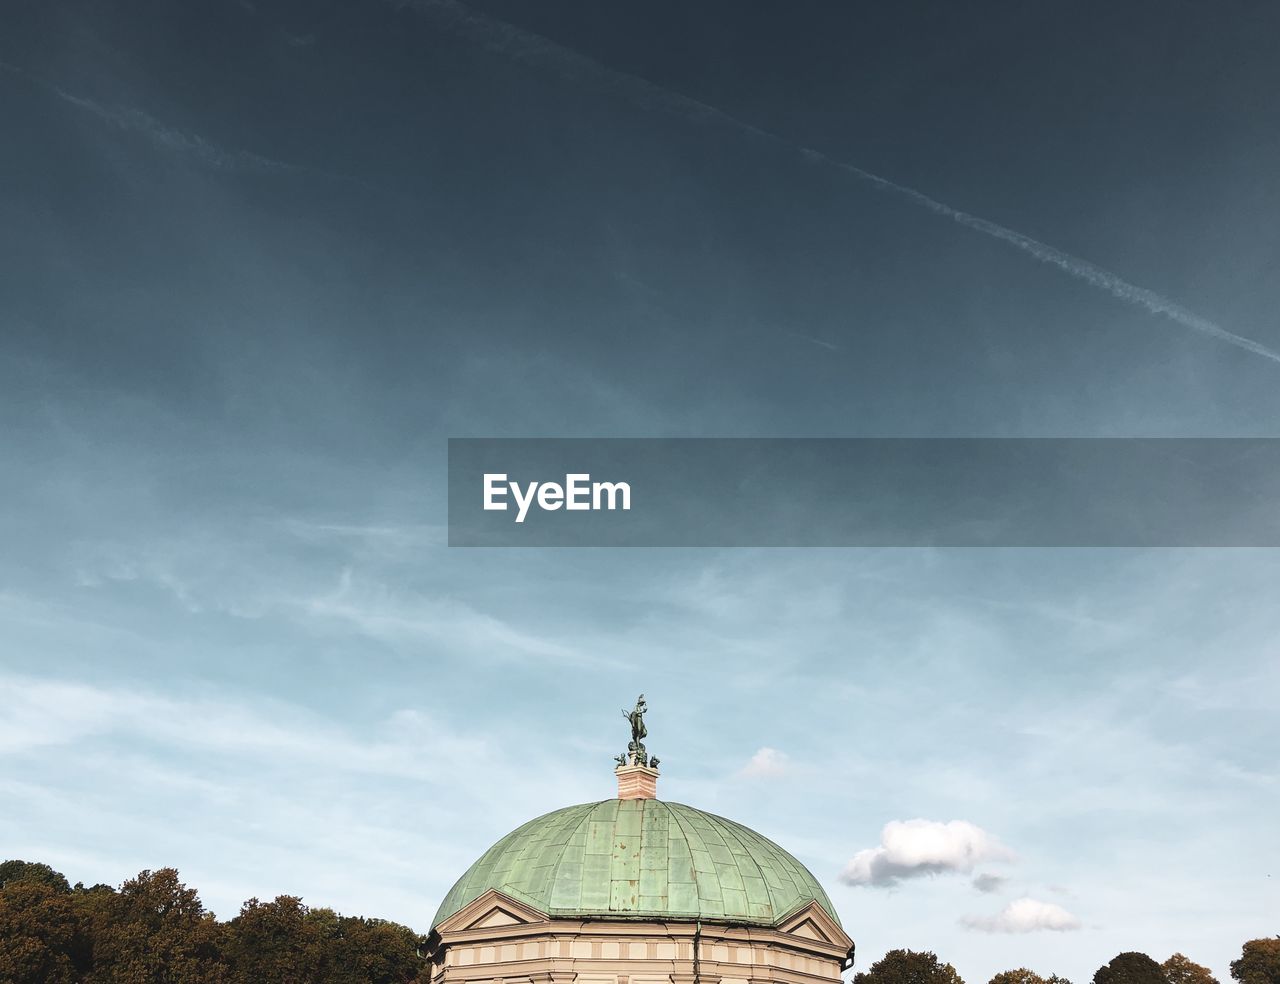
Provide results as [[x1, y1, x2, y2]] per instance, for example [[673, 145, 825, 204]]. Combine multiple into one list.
[[2, 58, 366, 185], [391, 0, 1280, 366], [53, 88, 299, 174], [812, 150, 1280, 364], [789, 331, 841, 353]]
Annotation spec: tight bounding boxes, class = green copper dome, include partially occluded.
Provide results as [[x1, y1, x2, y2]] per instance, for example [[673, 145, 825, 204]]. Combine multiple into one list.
[[432, 799, 840, 929]]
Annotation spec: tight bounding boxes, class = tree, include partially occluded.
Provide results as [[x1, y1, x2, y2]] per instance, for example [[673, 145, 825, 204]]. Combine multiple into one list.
[[0, 858, 434, 982], [223, 895, 325, 984], [1095, 953, 1167, 984], [0, 879, 88, 983], [1231, 939, 1280, 984], [991, 970, 1047, 984], [315, 912, 423, 984], [89, 868, 227, 983], [990, 969, 1074, 984], [1164, 954, 1219, 984], [0, 860, 72, 894], [856, 949, 966, 984], [222, 895, 423, 984]]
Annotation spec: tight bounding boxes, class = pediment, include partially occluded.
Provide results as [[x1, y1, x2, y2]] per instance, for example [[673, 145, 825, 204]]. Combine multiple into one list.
[[788, 917, 831, 942], [435, 889, 549, 935], [471, 906, 529, 928], [775, 899, 852, 950]]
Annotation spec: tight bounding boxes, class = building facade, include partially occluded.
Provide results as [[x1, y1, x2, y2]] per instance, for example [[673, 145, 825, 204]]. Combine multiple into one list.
[[420, 706, 853, 984]]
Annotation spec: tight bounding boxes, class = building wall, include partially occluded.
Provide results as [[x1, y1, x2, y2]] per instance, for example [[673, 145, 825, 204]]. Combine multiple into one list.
[[432, 913, 848, 984]]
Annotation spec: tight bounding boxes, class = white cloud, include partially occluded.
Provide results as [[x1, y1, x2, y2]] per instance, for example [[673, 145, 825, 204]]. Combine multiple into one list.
[[0, 671, 600, 923], [299, 567, 617, 668], [738, 747, 791, 779], [961, 897, 1082, 933], [840, 819, 1014, 887], [972, 872, 1008, 893], [0, 672, 478, 778], [71, 536, 617, 670]]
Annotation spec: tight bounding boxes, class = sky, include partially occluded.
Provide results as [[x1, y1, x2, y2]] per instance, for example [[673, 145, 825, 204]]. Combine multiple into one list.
[[2, 1, 1279, 982]]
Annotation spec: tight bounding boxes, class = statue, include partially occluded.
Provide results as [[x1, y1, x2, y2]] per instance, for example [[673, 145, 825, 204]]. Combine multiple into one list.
[[623, 694, 648, 744], [616, 694, 656, 769]]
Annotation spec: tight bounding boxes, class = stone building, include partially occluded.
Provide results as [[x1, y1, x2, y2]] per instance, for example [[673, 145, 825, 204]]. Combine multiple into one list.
[[419, 701, 854, 984]]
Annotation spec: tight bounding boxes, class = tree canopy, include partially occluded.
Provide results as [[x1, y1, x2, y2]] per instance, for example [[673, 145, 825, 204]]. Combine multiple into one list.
[[0, 860, 425, 984], [1231, 939, 1280, 984], [0, 859, 73, 894], [1094, 953, 1169, 984], [989, 968, 1073, 984], [1164, 953, 1220, 984], [990, 970, 1047, 984], [856, 948, 966, 984]]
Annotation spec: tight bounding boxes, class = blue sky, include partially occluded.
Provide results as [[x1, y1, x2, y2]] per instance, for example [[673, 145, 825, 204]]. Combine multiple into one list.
[[2, 2, 1279, 983]]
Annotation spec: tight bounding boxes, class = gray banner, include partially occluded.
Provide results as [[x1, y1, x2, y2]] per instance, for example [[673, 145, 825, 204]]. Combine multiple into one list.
[[447, 438, 1280, 547]]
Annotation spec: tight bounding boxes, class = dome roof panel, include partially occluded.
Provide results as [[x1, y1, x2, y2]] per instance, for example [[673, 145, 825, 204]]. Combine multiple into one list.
[[431, 799, 839, 929]]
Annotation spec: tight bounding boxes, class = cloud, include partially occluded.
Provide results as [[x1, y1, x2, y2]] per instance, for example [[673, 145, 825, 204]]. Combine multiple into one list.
[[0, 671, 599, 923], [299, 567, 620, 669], [840, 819, 1015, 887], [0, 669, 606, 830], [738, 747, 791, 779], [391, 0, 1280, 366], [0, 672, 475, 776], [70, 534, 617, 670], [961, 897, 1082, 933], [972, 872, 1009, 893]]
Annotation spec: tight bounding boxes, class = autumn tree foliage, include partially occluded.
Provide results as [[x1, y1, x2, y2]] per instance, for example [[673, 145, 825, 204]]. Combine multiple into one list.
[[1094, 953, 1169, 984], [87, 868, 227, 983], [990, 971, 1047, 984], [0, 859, 426, 984], [855, 948, 965, 984], [994, 954, 1223, 984], [0, 859, 74, 894], [222, 894, 422, 984], [1231, 939, 1280, 984], [988, 968, 1073, 984], [1163, 953, 1220, 984], [0, 877, 89, 983]]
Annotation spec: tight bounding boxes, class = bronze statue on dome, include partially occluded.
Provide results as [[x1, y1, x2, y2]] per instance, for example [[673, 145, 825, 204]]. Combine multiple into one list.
[[618, 694, 656, 769], [624, 694, 648, 743]]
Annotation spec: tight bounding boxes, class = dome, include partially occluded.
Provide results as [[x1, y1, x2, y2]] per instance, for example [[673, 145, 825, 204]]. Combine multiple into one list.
[[432, 798, 840, 929]]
